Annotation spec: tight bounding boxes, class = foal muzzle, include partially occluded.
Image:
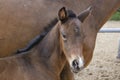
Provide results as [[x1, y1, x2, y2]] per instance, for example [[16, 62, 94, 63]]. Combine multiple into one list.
[[71, 57, 84, 73]]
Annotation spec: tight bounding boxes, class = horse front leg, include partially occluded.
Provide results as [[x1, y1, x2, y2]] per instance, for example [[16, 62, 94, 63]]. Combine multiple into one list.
[[60, 62, 74, 80]]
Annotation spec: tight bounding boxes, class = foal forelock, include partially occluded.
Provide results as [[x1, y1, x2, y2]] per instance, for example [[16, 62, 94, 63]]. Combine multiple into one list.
[[16, 18, 58, 54]]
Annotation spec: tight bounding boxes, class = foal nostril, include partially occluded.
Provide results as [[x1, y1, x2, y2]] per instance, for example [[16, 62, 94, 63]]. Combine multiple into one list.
[[71, 58, 84, 73], [72, 59, 79, 69]]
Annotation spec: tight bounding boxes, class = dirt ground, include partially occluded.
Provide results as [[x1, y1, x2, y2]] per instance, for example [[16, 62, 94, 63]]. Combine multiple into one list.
[[75, 21, 120, 80]]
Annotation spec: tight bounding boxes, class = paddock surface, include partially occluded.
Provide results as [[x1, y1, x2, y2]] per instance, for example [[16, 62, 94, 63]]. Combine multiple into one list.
[[75, 21, 120, 80]]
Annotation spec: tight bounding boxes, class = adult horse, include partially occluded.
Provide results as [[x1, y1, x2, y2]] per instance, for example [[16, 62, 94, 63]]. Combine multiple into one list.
[[0, 7, 90, 80]]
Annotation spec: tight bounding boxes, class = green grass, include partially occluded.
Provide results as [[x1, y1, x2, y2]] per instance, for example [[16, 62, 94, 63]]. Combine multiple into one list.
[[110, 11, 120, 21]]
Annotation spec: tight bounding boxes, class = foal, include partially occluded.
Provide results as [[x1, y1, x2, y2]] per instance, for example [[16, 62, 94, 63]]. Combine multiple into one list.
[[0, 7, 90, 80]]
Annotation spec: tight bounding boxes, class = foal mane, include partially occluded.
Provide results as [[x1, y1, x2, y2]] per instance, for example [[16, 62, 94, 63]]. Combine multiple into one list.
[[16, 18, 58, 54], [16, 9, 76, 54]]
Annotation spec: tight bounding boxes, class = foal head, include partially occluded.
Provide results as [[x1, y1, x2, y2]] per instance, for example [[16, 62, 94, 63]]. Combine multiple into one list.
[[58, 7, 91, 73]]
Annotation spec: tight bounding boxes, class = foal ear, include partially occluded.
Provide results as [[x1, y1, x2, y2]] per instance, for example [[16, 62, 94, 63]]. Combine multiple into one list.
[[78, 6, 92, 22], [58, 7, 68, 23]]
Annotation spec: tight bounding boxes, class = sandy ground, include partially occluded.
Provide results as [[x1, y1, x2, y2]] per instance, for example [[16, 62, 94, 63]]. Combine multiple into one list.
[[75, 21, 120, 80]]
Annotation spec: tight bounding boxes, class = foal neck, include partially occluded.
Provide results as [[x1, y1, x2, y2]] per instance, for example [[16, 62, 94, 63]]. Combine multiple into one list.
[[35, 22, 66, 75]]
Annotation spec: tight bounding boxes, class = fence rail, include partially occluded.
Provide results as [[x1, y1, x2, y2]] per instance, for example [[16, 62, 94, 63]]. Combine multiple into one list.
[[99, 28, 120, 33]]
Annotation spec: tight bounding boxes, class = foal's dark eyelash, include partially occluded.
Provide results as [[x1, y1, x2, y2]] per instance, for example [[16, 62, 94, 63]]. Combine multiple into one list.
[[63, 34, 66, 38], [62, 32, 66, 38], [61, 32, 67, 41]]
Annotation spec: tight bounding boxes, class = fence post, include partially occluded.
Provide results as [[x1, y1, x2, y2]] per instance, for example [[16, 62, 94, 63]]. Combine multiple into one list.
[[117, 39, 120, 59]]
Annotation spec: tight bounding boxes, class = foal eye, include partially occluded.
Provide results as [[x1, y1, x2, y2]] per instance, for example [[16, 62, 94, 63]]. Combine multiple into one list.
[[61, 32, 67, 41], [74, 27, 79, 33]]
